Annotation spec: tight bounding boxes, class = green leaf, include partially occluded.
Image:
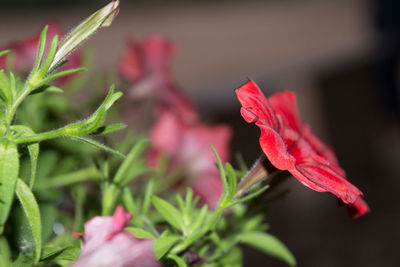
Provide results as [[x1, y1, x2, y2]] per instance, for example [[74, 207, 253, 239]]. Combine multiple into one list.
[[168, 255, 187, 267], [125, 227, 155, 239], [0, 71, 10, 104], [238, 231, 296, 266], [11, 125, 39, 188], [210, 145, 228, 201], [142, 180, 154, 215], [0, 140, 19, 226], [225, 163, 237, 201], [32, 26, 48, 74], [42, 67, 86, 84], [0, 50, 10, 58], [0, 237, 11, 267], [38, 34, 58, 77], [192, 204, 209, 232], [30, 84, 64, 95], [40, 246, 80, 262], [70, 136, 124, 158], [15, 178, 42, 264], [11, 253, 34, 267], [121, 187, 138, 215], [90, 123, 126, 135], [113, 139, 148, 184], [231, 184, 269, 206], [154, 235, 180, 259], [151, 196, 183, 231]]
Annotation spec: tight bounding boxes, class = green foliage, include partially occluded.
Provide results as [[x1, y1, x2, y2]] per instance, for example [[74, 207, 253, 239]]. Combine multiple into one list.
[[238, 232, 296, 267], [15, 179, 42, 263], [0, 140, 19, 227]]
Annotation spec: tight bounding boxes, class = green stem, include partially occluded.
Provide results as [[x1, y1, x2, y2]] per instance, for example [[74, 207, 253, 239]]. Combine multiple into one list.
[[5, 82, 31, 124], [14, 127, 66, 144]]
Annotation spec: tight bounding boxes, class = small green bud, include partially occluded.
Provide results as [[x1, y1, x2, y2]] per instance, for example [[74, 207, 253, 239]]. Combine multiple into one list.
[[50, 0, 120, 69]]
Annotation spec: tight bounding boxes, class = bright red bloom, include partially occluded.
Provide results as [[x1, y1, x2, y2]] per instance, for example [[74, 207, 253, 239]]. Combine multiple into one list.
[[72, 206, 159, 267], [235, 79, 369, 218], [149, 110, 232, 209], [118, 35, 197, 123], [0, 21, 81, 84]]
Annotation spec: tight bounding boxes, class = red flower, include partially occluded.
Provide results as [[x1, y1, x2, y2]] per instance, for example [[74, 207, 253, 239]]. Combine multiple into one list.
[[118, 35, 197, 123], [0, 21, 81, 84], [235, 79, 369, 218], [72, 206, 159, 267], [149, 110, 232, 209]]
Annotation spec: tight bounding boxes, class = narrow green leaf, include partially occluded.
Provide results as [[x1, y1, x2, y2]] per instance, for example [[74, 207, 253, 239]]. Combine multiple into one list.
[[151, 196, 183, 231], [225, 163, 237, 201], [113, 139, 148, 184], [231, 185, 269, 206], [0, 140, 19, 226], [32, 26, 48, 74], [210, 145, 228, 201], [9, 72, 16, 100], [11, 125, 39, 188], [154, 235, 181, 259], [40, 246, 80, 262], [142, 180, 154, 215], [0, 71, 10, 104], [70, 136, 124, 158], [90, 123, 126, 135], [125, 227, 155, 239], [15, 178, 42, 264], [0, 237, 11, 267], [121, 187, 138, 215], [239, 231, 296, 266], [0, 50, 10, 58], [192, 204, 209, 232], [42, 67, 86, 84], [168, 255, 187, 267], [38, 34, 58, 77], [30, 84, 64, 95]]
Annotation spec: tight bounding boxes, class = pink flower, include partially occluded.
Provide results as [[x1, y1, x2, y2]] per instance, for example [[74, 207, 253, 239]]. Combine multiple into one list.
[[235, 79, 369, 218], [0, 21, 81, 84], [118, 35, 197, 123], [71, 206, 159, 267], [150, 110, 232, 209]]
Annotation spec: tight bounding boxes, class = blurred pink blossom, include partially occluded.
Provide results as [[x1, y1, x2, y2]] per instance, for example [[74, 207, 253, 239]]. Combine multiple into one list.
[[150, 110, 232, 209], [118, 35, 197, 123], [71, 206, 159, 267]]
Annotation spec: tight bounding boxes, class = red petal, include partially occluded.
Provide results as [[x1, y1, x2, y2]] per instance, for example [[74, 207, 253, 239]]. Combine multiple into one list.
[[235, 80, 278, 130], [346, 197, 370, 219]]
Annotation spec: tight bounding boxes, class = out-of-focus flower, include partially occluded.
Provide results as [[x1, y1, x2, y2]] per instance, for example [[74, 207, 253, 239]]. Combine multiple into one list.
[[150, 110, 231, 209], [71, 206, 159, 267], [118, 35, 197, 123], [235, 79, 369, 218], [0, 21, 81, 83]]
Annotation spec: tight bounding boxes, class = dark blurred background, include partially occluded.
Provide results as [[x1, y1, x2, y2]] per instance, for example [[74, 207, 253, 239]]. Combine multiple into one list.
[[1, 0, 399, 266]]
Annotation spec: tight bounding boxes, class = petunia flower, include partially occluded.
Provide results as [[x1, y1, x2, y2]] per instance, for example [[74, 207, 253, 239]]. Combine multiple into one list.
[[118, 35, 197, 123], [0, 21, 82, 84], [71, 206, 160, 267], [149, 110, 232, 209], [235, 79, 369, 218]]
